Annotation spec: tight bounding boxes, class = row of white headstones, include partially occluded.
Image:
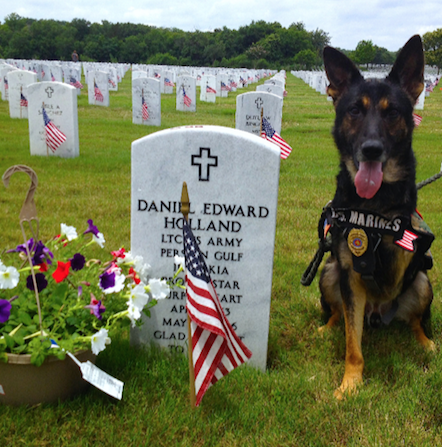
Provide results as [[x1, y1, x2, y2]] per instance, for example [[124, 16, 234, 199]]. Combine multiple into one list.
[[0, 60, 287, 159]]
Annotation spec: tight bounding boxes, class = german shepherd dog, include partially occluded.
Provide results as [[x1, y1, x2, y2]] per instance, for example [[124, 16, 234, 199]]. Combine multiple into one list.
[[319, 35, 435, 399]]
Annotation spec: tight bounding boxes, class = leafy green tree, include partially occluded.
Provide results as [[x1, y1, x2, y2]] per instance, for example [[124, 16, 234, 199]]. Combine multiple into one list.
[[353, 40, 376, 66], [423, 29, 442, 72], [294, 49, 318, 70]]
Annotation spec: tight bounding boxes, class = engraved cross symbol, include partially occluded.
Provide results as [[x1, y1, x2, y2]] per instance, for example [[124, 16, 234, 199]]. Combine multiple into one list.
[[45, 87, 54, 98], [191, 147, 218, 182], [255, 97, 263, 109]]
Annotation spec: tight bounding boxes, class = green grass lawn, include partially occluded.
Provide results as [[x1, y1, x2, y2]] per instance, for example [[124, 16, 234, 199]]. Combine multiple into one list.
[[1, 71, 442, 446]]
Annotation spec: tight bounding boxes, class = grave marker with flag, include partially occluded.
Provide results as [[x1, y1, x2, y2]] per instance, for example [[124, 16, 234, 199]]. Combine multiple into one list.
[[261, 116, 292, 159], [42, 105, 67, 154]]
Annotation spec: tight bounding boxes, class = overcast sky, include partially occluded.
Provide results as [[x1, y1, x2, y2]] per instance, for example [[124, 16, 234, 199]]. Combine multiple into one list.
[[3, 0, 441, 51]]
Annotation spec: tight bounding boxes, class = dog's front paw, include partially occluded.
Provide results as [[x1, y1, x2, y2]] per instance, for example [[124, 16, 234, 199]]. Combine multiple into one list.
[[334, 375, 363, 400]]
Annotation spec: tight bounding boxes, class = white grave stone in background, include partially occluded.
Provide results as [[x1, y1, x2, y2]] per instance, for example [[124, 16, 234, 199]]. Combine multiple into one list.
[[236, 91, 283, 136], [27, 81, 79, 158], [1, 65, 16, 101], [7, 70, 37, 119], [87, 70, 109, 107], [200, 75, 217, 103], [415, 87, 425, 110], [107, 67, 118, 92], [130, 125, 281, 371], [64, 66, 83, 96], [176, 75, 196, 112], [256, 83, 284, 98], [132, 77, 161, 126], [164, 71, 175, 94]]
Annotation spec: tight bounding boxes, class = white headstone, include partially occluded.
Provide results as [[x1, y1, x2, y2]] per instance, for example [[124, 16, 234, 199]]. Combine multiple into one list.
[[1, 65, 16, 101], [130, 125, 280, 371], [87, 71, 109, 107], [235, 91, 283, 136], [7, 70, 37, 119], [132, 77, 161, 126], [256, 83, 284, 98], [27, 81, 79, 158], [164, 71, 175, 94], [200, 75, 217, 103], [176, 76, 196, 112]]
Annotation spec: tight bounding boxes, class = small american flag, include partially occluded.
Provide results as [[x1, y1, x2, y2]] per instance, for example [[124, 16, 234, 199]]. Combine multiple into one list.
[[240, 77, 246, 86], [51, 72, 55, 81], [108, 77, 116, 88], [261, 117, 293, 159], [94, 82, 103, 102], [70, 76, 83, 89], [221, 82, 231, 92], [183, 218, 252, 406], [229, 80, 237, 88], [182, 86, 192, 107], [20, 93, 28, 107], [4, 77, 8, 89], [395, 230, 418, 252], [142, 95, 149, 120], [206, 85, 216, 94], [413, 113, 422, 127], [42, 106, 66, 152], [165, 78, 175, 87], [41, 69, 45, 78], [154, 72, 161, 78]]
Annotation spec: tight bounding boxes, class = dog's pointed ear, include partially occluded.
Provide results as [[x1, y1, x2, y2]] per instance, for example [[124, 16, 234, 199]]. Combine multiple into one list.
[[323, 46, 363, 104], [387, 35, 424, 103]]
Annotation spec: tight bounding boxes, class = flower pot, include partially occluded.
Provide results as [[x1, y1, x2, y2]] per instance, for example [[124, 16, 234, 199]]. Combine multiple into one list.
[[0, 350, 96, 406]]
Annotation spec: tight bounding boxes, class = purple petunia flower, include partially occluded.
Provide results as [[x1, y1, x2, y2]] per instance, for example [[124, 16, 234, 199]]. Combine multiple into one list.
[[0, 299, 12, 323], [26, 273, 48, 292], [7, 238, 34, 255], [84, 294, 106, 320], [83, 219, 99, 237], [70, 253, 86, 271], [32, 241, 54, 266], [99, 270, 116, 290]]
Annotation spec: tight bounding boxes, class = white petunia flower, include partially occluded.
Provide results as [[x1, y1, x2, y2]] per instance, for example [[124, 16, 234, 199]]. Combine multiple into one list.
[[148, 278, 170, 300], [174, 255, 185, 269], [129, 283, 150, 310], [91, 328, 111, 355], [0, 265, 20, 289], [60, 223, 78, 241], [119, 251, 151, 283], [92, 232, 105, 248], [127, 299, 142, 327]]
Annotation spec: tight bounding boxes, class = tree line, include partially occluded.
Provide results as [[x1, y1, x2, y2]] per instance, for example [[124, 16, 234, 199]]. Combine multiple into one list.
[[1, 13, 427, 70]]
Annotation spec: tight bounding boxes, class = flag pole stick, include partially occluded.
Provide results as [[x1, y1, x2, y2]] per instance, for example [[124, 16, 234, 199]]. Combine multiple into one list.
[[43, 101, 49, 157], [181, 181, 197, 408], [260, 107, 264, 135], [20, 86, 22, 119]]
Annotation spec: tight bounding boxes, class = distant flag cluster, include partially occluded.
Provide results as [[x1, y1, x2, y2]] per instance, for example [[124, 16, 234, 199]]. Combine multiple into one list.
[[261, 117, 293, 159], [42, 105, 66, 152], [183, 218, 252, 406], [94, 82, 104, 102], [142, 95, 149, 120], [182, 86, 192, 107], [70, 76, 83, 89]]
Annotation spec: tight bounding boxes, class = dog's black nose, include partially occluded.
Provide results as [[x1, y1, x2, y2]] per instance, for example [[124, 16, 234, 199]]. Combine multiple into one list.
[[361, 139, 384, 161]]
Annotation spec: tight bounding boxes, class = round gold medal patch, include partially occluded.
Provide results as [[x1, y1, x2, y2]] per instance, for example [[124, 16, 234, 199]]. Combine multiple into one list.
[[348, 228, 368, 257]]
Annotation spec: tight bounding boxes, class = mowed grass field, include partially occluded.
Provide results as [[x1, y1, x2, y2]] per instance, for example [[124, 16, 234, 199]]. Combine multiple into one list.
[[1, 70, 442, 446]]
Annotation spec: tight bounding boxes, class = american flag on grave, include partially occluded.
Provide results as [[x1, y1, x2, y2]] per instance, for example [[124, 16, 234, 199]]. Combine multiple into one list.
[[94, 82, 104, 102], [182, 86, 192, 107], [221, 82, 231, 92], [413, 113, 422, 127], [261, 117, 293, 159], [108, 77, 116, 87], [229, 79, 237, 88], [70, 76, 83, 89], [165, 78, 175, 87], [142, 95, 149, 120], [154, 72, 161, 78], [42, 106, 66, 152], [183, 218, 252, 406], [51, 72, 55, 81], [4, 77, 8, 90], [20, 93, 28, 107], [206, 85, 216, 94]]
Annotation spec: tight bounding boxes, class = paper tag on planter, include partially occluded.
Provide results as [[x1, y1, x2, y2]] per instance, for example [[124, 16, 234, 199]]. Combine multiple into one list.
[[80, 361, 124, 400]]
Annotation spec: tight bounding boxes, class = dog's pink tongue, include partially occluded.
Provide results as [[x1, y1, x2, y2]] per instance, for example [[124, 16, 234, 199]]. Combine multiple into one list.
[[354, 161, 383, 199]]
